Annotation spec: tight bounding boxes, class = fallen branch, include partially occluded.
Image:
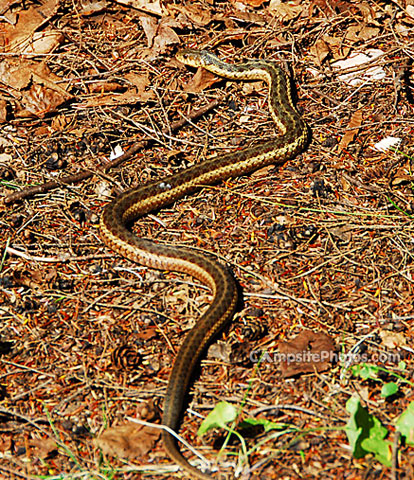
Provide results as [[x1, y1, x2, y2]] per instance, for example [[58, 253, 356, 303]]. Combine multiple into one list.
[[4, 98, 223, 205]]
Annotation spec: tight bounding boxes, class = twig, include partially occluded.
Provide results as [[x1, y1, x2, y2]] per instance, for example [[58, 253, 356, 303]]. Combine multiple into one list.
[[342, 173, 381, 193], [392, 431, 401, 480], [0, 407, 54, 438], [5, 245, 111, 263], [127, 416, 212, 470], [249, 403, 325, 418], [4, 98, 224, 205], [0, 465, 39, 480]]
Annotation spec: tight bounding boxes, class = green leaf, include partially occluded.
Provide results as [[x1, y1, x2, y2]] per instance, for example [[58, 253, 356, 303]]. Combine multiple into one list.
[[396, 401, 414, 446], [360, 415, 392, 467], [351, 364, 379, 381], [238, 417, 292, 433], [346, 396, 392, 466], [197, 401, 238, 437], [398, 360, 406, 370], [381, 382, 398, 398], [346, 396, 371, 458]]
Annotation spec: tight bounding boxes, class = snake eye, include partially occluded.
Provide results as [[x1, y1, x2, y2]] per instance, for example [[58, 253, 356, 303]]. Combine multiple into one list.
[[177, 50, 192, 63]]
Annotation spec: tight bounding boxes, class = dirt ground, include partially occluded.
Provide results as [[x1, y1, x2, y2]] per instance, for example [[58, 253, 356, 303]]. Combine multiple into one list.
[[1, 1, 414, 479]]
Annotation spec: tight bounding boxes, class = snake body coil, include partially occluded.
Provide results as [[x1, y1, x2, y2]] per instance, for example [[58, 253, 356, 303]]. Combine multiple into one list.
[[100, 49, 308, 480]]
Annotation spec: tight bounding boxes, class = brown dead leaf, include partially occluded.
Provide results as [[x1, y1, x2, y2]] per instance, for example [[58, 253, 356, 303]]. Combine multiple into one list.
[[1, 0, 59, 53], [21, 31, 64, 55], [269, 0, 303, 21], [279, 330, 336, 378], [94, 422, 160, 459], [51, 114, 72, 132], [309, 35, 350, 63], [389, 156, 412, 186], [310, 38, 331, 65], [0, 435, 12, 455], [340, 175, 352, 192], [345, 25, 380, 42], [0, 99, 7, 123], [379, 330, 407, 349], [124, 72, 155, 101], [0, 58, 33, 90], [330, 225, 352, 243], [139, 14, 158, 47], [309, 0, 354, 15], [240, 0, 267, 7], [78, 0, 109, 16], [391, 165, 413, 186], [225, 11, 267, 25], [208, 340, 232, 363], [136, 326, 158, 341], [18, 82, 68, 118], [77, 89, 154, 108], [29, 438, 58, 459], [180, 67, 221, 94], [171, 3, 213, 26], [115, 0, 164, 16], [357, 1, 375, 23], [239, 0, 268, 7], [138, 14, 179, 53], [338, 110, 363, 152], [87, 82, 125, 94], [13, 267, 57, 290], [153, 20, 180, 52], [0, 59, 72, 118]]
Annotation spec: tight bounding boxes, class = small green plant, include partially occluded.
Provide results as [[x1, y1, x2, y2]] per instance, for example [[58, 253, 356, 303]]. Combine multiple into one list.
[[197, 400, 299, 472], [345, 361, 414, 466], [197, 351, 299, 470], [198, 401, 238, 436], [395, 402, 414, 445], [197, 360, 414, 471], [345, 396, 393, 467], [198, 401, 293, 438], [346, 396, 414, 467], [351, 361, 413, 398]]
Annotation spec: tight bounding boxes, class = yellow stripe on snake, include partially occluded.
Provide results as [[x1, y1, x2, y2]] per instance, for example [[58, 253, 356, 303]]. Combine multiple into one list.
[[100, 49, 309, 480]]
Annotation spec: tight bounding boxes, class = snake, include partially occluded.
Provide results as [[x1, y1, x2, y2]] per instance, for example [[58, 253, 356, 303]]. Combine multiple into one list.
[[100, 49, 309, 479]]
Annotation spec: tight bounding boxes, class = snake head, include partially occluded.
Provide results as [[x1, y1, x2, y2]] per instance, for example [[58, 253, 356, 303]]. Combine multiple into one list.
[[176, 49, 214, 68]]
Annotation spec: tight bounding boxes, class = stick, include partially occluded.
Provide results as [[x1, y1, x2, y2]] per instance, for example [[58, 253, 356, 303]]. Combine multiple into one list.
[[4, 98, 223, 205]]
